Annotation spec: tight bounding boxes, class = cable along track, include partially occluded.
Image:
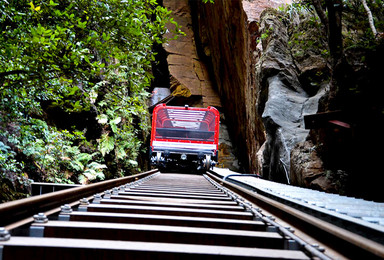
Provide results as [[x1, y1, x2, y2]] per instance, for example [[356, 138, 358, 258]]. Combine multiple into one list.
[[0, 171, 380, 259]]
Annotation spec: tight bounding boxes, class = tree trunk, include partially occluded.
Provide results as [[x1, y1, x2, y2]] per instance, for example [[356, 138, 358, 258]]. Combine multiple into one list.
[[361, 0, 378, 37], [325, 0, 343, 66]]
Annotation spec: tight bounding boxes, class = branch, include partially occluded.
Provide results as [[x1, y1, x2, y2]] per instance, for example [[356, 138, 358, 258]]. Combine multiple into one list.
[[312, 0, 329, 35], [0, 70, 30, 79], [361, 0, 378, 38]]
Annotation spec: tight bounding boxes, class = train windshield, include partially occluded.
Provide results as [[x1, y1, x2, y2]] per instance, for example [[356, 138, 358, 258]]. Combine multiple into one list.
[[155, 107, 217, 142]]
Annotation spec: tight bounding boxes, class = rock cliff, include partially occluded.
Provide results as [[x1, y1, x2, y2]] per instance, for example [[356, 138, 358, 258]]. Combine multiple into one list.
[[190, 0, 384, 201], [161, 0, 239, 170], [192, 0, 331, 184], [193, 0, 322, 180], [193, 0, 271, 174], [159, 0, 384, 201], [163, 0, 221, 108], [257, 9, 327, 183]]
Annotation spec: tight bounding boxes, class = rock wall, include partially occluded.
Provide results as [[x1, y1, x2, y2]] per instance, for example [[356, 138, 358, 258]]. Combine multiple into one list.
[[163, 0, 332, 182], [194, 0, 267, 173], [257, 9, 327, 182], [163, 0, 221, 108], [164, 0, 383, 199], [194, 0, 294, 175], [193, 1, 329, 183], [162, 0, 238, 169]]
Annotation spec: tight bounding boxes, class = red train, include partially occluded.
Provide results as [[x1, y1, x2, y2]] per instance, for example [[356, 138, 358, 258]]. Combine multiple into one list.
[[150, 104, 220, 172]]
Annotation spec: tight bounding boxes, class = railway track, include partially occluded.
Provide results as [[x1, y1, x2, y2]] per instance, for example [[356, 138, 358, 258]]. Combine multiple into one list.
[[1, 169, 383, 259]]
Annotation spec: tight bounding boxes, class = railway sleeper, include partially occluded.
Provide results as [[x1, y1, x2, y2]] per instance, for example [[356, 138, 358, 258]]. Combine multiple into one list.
[[122, 188, 226, 196], [107, 195, 238, 205], [126, 186, 224, 193], [115, 191, 232, 201], [65, 211, 267, 231], [0, 237, 310, 260], [80, 204, 254, 220], [98, 198, 246, 211], [29, 221, 285, 249]]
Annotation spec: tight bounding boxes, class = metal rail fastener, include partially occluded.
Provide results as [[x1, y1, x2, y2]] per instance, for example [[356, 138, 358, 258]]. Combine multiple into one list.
[[0, 228, 10, 241], [80, 198, 90, 205], [60, 204, 73, 214], [112, 187, 119, 195], [103, 190, 112, 199], [33, 213, 48, 223], [93, 194, 102, 204]]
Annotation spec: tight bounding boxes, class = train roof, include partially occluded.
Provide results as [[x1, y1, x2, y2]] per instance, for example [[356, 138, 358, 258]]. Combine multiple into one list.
[[152, 104, 219, 129]]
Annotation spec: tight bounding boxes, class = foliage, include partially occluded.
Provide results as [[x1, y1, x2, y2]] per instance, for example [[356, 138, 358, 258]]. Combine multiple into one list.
[[1, 0, 182, 201], [0, 140, 31, 202], [343, 0, 384, 50], [280, 0, 384, 67], [279, 2, 329, 59]]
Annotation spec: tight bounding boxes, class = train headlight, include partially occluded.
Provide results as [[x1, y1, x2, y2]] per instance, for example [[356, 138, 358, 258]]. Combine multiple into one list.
[[181, 154, 187, 160]]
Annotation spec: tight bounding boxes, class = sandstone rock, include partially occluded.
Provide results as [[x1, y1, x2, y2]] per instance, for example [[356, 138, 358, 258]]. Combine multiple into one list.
[[170, 76, 191, 98], [310, 175, 337, 193], [163, 0, 221, 108], [193, 0, 330, 183], [287, 12, 330, 97], [256, 141, 265, 175], [290, 141, 323, 186], [162, 0, 234, 169], [194, 0, 291, 173], [290, 141, 342, 193]]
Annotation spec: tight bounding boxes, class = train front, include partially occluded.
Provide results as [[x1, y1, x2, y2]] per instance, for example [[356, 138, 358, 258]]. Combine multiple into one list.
[[150, 104, 220, 172]]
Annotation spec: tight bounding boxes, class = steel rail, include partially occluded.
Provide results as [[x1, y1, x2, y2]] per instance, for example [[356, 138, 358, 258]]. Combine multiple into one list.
[[0, 169, 158, 228], [206, 171, 384, 259]]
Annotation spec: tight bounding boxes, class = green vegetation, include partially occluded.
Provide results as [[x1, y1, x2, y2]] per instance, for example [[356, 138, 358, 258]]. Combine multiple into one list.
[[280, 0, 383, 91], [281, 0, 383, 57], [0, 0, 182, 202]]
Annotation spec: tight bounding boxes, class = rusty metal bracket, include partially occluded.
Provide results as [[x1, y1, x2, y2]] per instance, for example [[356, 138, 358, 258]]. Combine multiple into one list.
[[304, 110, 351, 129]]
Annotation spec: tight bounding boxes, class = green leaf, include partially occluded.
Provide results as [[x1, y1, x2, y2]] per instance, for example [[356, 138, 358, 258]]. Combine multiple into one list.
[[110, 116, 121, 125], [70, 160, 84, 171], [97, 114, 108, 124], [87, 161, 107, 170], [67, 86, 79, 96], [0, 141, 11, 152], [83, 168, 97, 181], [128, 160, 138, 166], [75, 153, 93, 164], [49, 0, 59, 7], [1, 0, 184, 186], [110, 116, 121, 133], [116, 146, 127, 160], [98, 134, 115, 156]]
